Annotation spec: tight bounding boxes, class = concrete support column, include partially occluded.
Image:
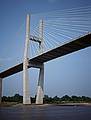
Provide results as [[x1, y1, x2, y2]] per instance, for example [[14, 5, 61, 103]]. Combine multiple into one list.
[[36, 64, 44, 104], [39, 19, 44, 54], [36, 19, 44, 104], [0, 78, 2, 104], [23, 14, 31, 104]]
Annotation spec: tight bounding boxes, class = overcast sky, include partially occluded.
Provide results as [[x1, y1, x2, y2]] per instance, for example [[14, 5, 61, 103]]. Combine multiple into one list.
[[0, 0, 91, 97]]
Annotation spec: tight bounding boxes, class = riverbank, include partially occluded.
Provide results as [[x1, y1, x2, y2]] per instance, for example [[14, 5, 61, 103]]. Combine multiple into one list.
[[0, 102, 91, 107], [55, 103, 91, 106], [0, 102, 18, 107]]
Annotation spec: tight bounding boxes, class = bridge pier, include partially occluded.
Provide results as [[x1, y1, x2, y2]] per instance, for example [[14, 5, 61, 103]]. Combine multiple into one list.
[[36, 64, 44, 104], [23, 59, 31, 104], [0, 78, 2, 104]]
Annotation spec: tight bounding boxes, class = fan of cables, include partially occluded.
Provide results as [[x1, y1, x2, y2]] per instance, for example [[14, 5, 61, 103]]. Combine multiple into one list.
[[30, 6, 91, 58]]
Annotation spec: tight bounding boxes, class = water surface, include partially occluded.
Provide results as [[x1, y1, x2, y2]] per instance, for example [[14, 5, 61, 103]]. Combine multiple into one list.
[[0, 104, 91, 120]]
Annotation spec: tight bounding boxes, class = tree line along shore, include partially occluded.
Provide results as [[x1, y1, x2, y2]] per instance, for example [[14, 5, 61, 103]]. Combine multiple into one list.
[[1, 94, 91, 104]]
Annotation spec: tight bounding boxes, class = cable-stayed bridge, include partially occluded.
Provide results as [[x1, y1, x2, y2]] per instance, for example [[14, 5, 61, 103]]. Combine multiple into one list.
[[0, 6, 91, 104], [0, 33, 91, 78]]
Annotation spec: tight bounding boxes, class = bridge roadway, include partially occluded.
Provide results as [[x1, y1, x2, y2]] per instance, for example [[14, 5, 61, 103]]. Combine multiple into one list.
[[0, 33, 91, 78]]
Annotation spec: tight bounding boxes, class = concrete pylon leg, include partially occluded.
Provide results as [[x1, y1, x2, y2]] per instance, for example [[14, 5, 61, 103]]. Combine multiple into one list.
[[36, 64, 44, 104], [23, 14, 31, 104], [23, 60, 31, 104], [0, 78, 2, 104]]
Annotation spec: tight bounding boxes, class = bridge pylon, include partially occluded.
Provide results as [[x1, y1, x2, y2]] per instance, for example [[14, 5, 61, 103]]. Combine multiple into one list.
[[36, 20, 44, 104], [23, 14, 31, 104], [23, 14, 44, 104], [0, 78, 2, 104]]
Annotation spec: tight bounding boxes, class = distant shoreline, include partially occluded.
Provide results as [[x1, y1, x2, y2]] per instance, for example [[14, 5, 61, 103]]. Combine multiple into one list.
[[53, 103, 91, 106], [0, 102, 91, 107], [36, 103, 91, 107]]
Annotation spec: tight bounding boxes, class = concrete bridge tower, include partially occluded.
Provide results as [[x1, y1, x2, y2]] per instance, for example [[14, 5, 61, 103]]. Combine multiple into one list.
[[36, 19, 44, 104], [23, 14, 44, 104], [23, 14, 31, 104], [0, 78, 2, 103]]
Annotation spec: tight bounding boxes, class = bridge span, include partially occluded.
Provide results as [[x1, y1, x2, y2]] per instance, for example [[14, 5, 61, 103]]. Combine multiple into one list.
[[0, 33, 91, 78]]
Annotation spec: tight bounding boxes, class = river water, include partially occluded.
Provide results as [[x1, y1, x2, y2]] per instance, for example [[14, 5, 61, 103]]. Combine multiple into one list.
[[0, 104, 91, 120]]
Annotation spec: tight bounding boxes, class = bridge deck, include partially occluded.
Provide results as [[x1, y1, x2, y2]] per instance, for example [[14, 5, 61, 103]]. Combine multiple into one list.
[[0, 33, 91, 78]]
